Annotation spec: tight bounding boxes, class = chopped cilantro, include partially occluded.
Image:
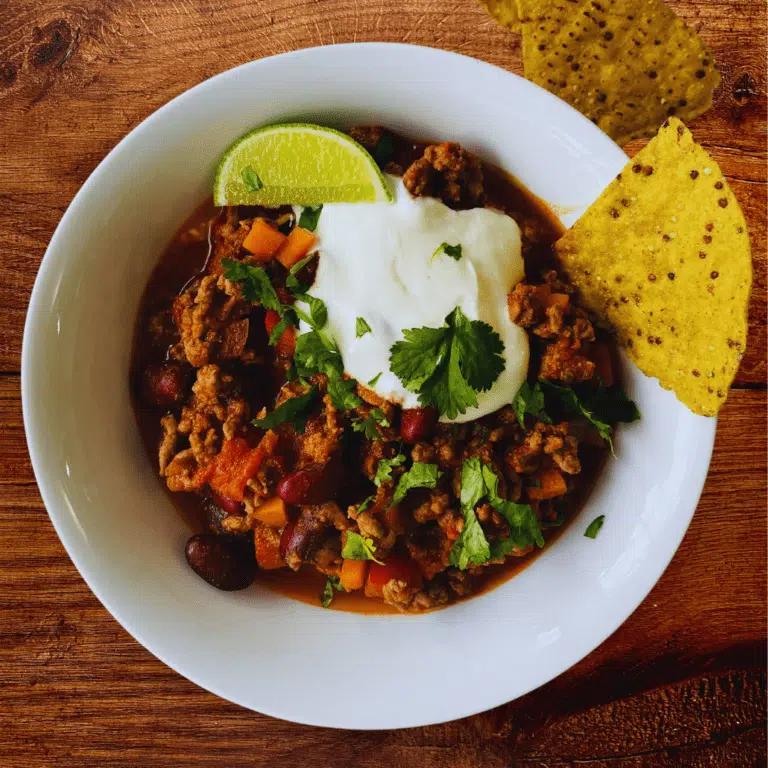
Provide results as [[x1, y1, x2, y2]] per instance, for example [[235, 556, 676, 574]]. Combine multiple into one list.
[[356, 317, 372, 338], [390, 306, 505, 419], [222, 259, 281, 313], [352, 408, 390, 440], [584, 515, 605, 539], [356, 495, 374, 515], [298, 205, 323, 232], [374, 452, 407, 487], [372, 133, 395, 167], [267, 312, 295, 347], [431, 242, 463, 262], [367, 372, 383, 387], [327, 376, 363, 411], [293, 293, 328, 330], [342, 532, 383, 564], [294, 331, 343, 379], [241, 165, 262, 193], [392, 462, 442, 505], [450, 459, 544, 570], [252, 386, 317, 433], [321, 575, 344, 608], [512, 381, 552, 428], [541, 381, 640, 455], [285, 252, 316, 293]]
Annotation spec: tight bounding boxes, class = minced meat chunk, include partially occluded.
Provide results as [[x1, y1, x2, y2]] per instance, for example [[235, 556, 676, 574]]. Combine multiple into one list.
[[403, 142, 484, 208], [510, 421, 581, 475], [539, 338, 596, 384]]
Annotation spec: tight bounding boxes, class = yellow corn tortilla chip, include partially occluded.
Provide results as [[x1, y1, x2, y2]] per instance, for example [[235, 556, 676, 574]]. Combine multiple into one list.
[[479, 0, 521, 33], [554, 118, 751, 416], [516, 0, 720, 146]]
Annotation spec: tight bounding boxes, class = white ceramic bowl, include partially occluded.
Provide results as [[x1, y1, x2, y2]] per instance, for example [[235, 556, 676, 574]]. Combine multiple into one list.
[[22, 43, 716, 729]]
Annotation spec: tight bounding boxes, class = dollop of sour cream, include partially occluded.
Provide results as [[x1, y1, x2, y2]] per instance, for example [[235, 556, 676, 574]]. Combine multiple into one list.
[[303, 176, 529, 423]]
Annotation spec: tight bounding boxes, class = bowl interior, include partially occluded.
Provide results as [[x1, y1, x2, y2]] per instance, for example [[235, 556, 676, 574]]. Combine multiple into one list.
[[22, 43, 715, 729]]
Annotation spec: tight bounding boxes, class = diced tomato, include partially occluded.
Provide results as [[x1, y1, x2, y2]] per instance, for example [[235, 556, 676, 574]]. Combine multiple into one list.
[[365, 556, 423, 598], [264, 309, 296, 357], [208, 432, 278, 502]]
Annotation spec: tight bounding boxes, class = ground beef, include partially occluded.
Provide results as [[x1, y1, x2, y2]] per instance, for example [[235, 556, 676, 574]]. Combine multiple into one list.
[[539, 338, 596, 384], [510, 421, 581, 476], [403, 142, 484, 209]]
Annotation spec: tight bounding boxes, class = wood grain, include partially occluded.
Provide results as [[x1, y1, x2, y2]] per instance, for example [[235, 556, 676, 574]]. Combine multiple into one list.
[[0, 0, 765, 764]]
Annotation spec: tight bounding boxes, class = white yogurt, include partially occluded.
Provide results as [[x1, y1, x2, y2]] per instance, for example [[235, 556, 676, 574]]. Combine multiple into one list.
[[301, 176, 529, 423]]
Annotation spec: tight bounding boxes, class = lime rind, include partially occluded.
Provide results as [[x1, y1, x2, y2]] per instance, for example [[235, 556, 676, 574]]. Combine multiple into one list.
[[213, 123, 393, 207]]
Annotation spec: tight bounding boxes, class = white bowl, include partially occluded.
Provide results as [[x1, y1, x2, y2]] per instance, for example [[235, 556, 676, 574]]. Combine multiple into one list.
[[22, 43, 715, 729]]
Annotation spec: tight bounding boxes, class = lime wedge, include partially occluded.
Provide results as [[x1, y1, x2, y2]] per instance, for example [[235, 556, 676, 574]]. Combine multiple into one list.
[[213, 123, 393, 206]]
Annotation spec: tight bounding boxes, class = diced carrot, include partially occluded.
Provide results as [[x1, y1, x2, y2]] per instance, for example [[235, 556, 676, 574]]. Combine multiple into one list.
[[208, 432, 279, 502], [275, 227, 316, 269], [263, 309, 296, 357], [252, 496, 289, 529], [254, 522, 285, 569], [528, 468, 567, 501], [340, 559, 368, 592], [591, 342, 614, 387], [242, 218, 287, 260], [546, 292, 570, 310]]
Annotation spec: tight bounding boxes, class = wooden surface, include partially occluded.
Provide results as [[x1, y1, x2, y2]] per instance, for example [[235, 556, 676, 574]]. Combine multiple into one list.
[[0, 0, 765, 765]]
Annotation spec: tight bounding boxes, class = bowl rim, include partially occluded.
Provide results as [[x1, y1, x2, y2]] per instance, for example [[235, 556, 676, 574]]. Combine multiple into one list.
[[21, 42, 716, 728]]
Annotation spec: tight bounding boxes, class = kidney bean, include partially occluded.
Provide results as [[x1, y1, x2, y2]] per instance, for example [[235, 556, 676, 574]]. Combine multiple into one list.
[[276, 461, 339, 505], [142, 363, 190, 406], [400, 406, 439, 444], [210, 492, 244, 516], [185, 533, 256, 591], [279, 512, 330, 570]]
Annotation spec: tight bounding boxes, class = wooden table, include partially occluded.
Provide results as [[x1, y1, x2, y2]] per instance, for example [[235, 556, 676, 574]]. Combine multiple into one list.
[[0, 1, 765, 764]]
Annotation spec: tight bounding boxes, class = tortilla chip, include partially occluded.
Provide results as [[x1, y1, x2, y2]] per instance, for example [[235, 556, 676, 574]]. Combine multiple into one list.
[[554, 118, 751, 416], [515, 0, 720, 146], [479, 0, 521, 33]]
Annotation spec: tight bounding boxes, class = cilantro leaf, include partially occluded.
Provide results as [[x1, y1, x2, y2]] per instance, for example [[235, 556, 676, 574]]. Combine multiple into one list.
[[356, 495, 374, 515], [321, 575, 344, 608], [327, 376, 363, 411], [342, 531, 383, 563], [372, 133, 395, 167], [352, 408, 390, 440], [294, 331, 343, 379], [374, 452, 407, 487], [267, 311, 296, 347], [431, 242, 463, 262], [293, 293, 327, 330], [541, 381, 639, 455], [367, 372, 382, 387], [241, 165, 262, 192], [285, 252, 316, 293], [252, 386, 317, 433], [449, 458, 491, 569], [298, 205, 323, 232], [481, 464, 544, 548], [389, 307, 505, 419], [512, 381, 552, 428], [222, 258, 281, 312], [392, 462, 442, 505], [584, 515, 605, 539], [356, 317, 372, 338]]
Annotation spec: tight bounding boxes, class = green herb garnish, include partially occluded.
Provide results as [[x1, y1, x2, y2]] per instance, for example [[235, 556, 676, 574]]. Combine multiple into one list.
[[327, 376, 363, 411], [512, 381, 552, 428], [541, 381, 640, 455], [341, 532, 383, 564], [222, 259, 281, 312], [372, 133, 395, 167], [294, 331, 343, 380], [298, 205, 323, 232], [367, 372, 383, 387], [584, 515, 605, 539], [431, 242, 463, 262], [241, 165, 262, 193], [391, 461, 443, 505], [390, 306, 505, 419], [374, 452, 407, 487], [356, 317, 372, 338], [252, 386, 318, 433], [293, 293, 328, 330], [352, 408, 390, 440], [321, 575, 344, 608], [285, 252, 316, 293]]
